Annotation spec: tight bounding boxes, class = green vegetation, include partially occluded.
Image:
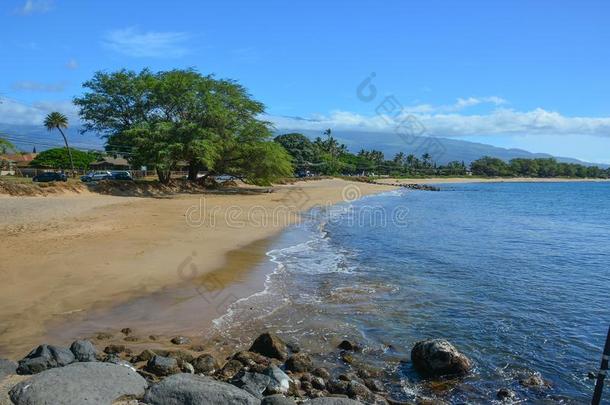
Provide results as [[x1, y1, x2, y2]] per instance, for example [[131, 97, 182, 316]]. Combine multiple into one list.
[[74, 68, 292, 184], [0, 137, 16, 154], [30, 148, 101, 170], [43, 112, 76, 175], [274, 131, 610, 179]]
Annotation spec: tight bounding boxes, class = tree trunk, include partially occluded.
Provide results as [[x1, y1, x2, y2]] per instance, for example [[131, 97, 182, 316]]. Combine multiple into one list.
[[57, 127, 76, 177], [157, 168, 171, 184], [187, 161, 199, 181]]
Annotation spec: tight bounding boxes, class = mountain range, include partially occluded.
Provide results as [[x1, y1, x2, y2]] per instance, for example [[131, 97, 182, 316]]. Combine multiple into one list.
[[1, 124, 607, 169]]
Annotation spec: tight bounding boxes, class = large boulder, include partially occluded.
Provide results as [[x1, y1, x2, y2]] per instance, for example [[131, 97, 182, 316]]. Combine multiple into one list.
[[249, 332, 288, 360], [17, 344, 75, 374], [411, 339, 471, 377], [0, 358, 17, 379], [144, 373, 259, 405], [69, 339, 99, 362], [9, 362, 147, 405]]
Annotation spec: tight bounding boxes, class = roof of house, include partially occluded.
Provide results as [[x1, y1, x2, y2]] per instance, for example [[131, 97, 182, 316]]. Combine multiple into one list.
[[0, 153, 38, 166], [90, 156, 130, 167]]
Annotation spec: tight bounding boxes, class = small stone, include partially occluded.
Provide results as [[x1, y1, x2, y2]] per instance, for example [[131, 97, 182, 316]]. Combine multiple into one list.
[[327, 378, 349, 395], [519, 374, 550, 388], [70, 340, 98, 362], [149, 335, 161, 341], [95, 332, 113, 340], [250, 332, 289, 360], [497, 387, 516, 400], [219, 359, 244, 379], [120, 328, 132, 336], [300, 372, 313, 383], [286, 342, 301, 353], [312, 367, 331, 380], [170, 336, 191, 345], [190, 344, 207, 352], [346, 380, 374, 402], [132, 349, 156, 363], [146, 355, 180, 377], [587, 371, 597, 379], [285, 353, 313, 372], [312, 376, 326, 390], [124, 336, 139, 342], [338, 340, 363, 352], [182, 362, 195, 374], [104, 344, 131, 355], [192, 353, 220, 375], [264, 365, 292, 394], [364, 378, 385, 392]]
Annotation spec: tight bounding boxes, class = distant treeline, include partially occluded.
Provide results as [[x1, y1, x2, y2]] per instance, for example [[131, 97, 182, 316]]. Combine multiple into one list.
[[274, 132, 609, 178]]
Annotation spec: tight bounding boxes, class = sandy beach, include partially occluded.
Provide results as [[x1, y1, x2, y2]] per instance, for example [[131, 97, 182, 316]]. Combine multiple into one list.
[[0, 179, 395, 358]]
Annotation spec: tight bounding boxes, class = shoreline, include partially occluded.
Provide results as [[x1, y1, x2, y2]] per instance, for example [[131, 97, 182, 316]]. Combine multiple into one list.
[[375, 176, 610, 185], [0, 178, 396, 358]]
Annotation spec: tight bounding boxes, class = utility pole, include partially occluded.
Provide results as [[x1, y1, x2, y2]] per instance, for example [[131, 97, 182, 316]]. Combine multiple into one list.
[[592, 325, 610, 405]]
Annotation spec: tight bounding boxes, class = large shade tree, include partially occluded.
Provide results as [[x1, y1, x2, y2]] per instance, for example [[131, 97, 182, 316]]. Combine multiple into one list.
[[44, 112, 75, 176], [74, 69, 292, 184]]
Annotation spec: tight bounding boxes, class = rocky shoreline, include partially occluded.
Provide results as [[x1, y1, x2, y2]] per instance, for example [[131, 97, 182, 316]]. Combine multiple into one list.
[[0, 330, 553, 404]]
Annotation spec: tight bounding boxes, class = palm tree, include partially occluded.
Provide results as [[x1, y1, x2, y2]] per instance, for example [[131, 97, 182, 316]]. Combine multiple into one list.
[[44, 112, 75, 176]]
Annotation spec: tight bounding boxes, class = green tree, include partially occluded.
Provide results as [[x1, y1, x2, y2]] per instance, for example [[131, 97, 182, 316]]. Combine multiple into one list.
[[75, 68, 292, 184], [0, 137, 16, 154], [31, 148, 100, 170], [470, 156, 510, 176], [44, 112, 75, 176], [274, 133, 315, 170]]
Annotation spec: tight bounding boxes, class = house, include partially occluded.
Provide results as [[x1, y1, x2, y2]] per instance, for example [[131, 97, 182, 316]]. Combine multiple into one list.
[[0, 153, 38, 176], [89, 156, 130, 170]]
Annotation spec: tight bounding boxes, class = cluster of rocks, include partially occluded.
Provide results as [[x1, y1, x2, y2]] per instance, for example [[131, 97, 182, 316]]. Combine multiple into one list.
[[2, 332, 534, 404]]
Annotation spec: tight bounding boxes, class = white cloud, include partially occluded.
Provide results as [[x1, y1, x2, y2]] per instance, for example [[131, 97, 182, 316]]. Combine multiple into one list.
[[102, 27, 190, 58], [269, 106, 610, 138], [15, 0, 53, 15], [403, 96, 507, 114], [65, 58, 79, 70], [12, 81, 67, 92], [0, 98, 79, 126]]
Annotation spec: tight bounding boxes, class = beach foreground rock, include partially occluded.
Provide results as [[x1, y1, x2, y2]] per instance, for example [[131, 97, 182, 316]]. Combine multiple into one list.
[[144, 373, 259, 405], [16, 344, 75, 374], [411, 339, 471, 377], [9, 362, 147, 405], [250, 332, 289, 360]]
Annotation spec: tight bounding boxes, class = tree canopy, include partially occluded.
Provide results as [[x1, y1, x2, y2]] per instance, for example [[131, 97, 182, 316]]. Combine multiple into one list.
[[30, 148, 101, 170], [74, 68, 292, 184]]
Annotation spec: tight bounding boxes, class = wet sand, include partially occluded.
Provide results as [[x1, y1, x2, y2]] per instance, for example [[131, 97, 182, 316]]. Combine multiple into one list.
[[0, 179, 395, 358]]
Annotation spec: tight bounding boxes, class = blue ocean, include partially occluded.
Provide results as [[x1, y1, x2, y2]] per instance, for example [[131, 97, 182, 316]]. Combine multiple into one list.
[[213, 182, 610, 403]]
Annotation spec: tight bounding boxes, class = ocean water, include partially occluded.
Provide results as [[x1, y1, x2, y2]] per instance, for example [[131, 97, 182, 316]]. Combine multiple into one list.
[[212, 182, 610, 403]]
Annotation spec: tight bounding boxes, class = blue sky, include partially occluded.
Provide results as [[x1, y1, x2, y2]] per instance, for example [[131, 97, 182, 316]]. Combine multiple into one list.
[[2, 0, 610, 162]]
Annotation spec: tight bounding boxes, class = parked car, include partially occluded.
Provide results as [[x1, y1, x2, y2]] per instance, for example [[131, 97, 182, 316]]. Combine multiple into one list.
[[110, 171, 133, 180], [80, 171, 112, 182], [33, 172, 68, 182]]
